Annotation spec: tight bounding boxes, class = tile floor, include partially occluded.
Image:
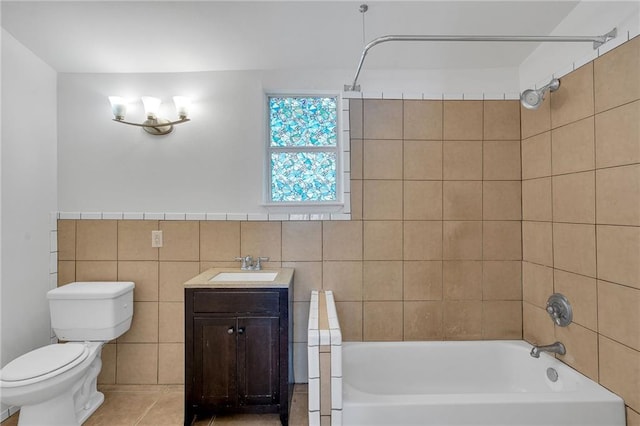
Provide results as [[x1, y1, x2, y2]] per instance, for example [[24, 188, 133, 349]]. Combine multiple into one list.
[[2, 384, 309, 426]]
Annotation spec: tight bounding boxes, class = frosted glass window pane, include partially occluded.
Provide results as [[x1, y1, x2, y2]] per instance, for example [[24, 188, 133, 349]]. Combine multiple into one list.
[[270, 97, 337, 147], [271, 152, 337, 202]]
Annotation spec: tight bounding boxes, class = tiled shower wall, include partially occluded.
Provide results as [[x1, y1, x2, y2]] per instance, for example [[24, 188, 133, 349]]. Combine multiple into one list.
[[56, 97, 524, 386], [521, 36, 640, 422]]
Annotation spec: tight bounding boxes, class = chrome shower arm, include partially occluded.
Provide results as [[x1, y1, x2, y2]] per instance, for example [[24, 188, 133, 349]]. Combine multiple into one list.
[[344, 28, 617, 92]]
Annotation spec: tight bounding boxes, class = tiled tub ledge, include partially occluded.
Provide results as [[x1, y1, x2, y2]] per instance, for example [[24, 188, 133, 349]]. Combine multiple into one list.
[[308, 290, 342, 426]]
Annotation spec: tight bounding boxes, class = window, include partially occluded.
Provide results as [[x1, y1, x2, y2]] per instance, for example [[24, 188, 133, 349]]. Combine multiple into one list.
[[267, 95, 340, 205]]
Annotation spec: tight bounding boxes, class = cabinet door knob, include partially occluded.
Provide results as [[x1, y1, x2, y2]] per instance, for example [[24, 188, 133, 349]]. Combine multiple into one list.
[[227, 327, 234, 335], [238, 327, 245, 335]]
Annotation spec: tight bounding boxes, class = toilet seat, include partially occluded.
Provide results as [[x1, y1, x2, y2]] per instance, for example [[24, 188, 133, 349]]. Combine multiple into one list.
[[0, 343, 90, 387]]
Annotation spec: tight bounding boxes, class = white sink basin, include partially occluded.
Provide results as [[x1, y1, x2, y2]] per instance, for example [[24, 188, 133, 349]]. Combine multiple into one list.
[[209, 272, 279, 282]]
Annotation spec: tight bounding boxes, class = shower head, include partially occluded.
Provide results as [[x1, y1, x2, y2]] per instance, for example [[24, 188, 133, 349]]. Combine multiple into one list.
[[520, 78, 561, 110]]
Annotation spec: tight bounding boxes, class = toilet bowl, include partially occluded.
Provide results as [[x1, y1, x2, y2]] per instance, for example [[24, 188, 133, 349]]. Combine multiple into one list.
[[0, 281, 134, 426]]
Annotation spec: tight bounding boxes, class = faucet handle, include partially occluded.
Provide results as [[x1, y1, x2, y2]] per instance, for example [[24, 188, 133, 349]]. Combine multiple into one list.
[[254, 257, 270, 270], [235, 256, 252, 270]]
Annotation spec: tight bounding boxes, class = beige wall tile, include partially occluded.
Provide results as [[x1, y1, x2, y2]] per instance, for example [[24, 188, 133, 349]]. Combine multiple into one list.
[[403, 221, 442, 261], [521, 96, 551, 139], [323, 221, 362, 261], [350, 180, 363, 220], [443, 141, 483, 180], [76, 220, 117, 261], [282, 261, 322, 302], [350, 139, 363, 179], [118, 261, 159, 302], [363, 100, 403, 140], [159, 302, 184, 343], [483, 221, 521, 261], [484, 100, 521, 140], [404, 181, 442, 220], [522, 178, 552, 221], [443, 181, 482, 220], [363, 301, 403, 341], [403, 100, 443, 140], [335, 301, 363, 341], [363, 261, 403, 301], [554, 270, 597, 331], [403, 301, 443, 340], [404, 140, 443, 180], [97, 343, 116, 384], [364, 221, 403, 260], [363, 139, 403, 179], [483, 181, 521, 220], [553, 223, 596, 277], [117, 221, 159, 261], [522, 262, 553, 308], [597, 165, 640, 226], [443, 101, 483, 140], [551, 116, 595, 175], [159, 221, 199, 261], [200, 221, 240, 261], [57, 220, 76, 260], [482, 301, 522, 339], [158, 343, 184, 384], [522, 221, 553, 266], [595, 100, 640, 168], [322, 261, 363, 301], [443, 300, 482, 340], [363, 180, 403, 220], [483, 140, 521, 180], [159, 261, 200, 302], [594, 36, 640, 113], [349, 99, 363, 139], [76, 261, 117, 281], [292, 301, 310, 343], [58, 261, 75, 285], [523, 302, 555, 345], [282, 221, 322, 261], [599, 336, 640, 412], [443, 221, 482, 260], [443, 260, 482, 300], [597, 225, 640, 289], [555, 323, 599, 381], [119, 302, 159, 343], [522, 132, 551, 179], [598, 280, 640, 350], [240, 222, 281, 261], [116, 343, 158, 384], [550, 62, 594, 129], [482, 261, 522, 301], [403, 261, 443, 301], [553, 171, 595, 224], [626, 407, 640, 426]]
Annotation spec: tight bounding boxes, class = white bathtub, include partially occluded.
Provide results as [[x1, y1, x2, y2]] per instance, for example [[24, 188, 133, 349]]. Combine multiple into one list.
[[342, 340, 625, 426]]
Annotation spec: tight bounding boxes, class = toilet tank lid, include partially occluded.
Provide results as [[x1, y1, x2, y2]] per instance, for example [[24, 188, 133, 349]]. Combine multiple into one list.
[[47, 281, 135, 299]]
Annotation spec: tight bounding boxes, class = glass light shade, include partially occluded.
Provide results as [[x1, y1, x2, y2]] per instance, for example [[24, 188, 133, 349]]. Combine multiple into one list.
[[108, 96, 127, 120], [141, 96, 161, 118], [173, 96, 191, 119]]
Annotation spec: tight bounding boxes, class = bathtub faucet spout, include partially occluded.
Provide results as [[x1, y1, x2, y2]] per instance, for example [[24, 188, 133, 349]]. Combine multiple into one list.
[[530, 342, 566, 358]]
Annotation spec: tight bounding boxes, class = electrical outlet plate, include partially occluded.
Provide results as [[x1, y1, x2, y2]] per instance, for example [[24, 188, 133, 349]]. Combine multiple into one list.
[[151, 230, 163, 248]]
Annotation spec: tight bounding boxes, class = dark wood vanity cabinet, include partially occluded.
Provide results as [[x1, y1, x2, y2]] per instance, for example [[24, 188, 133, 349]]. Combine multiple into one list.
[[185, 288, 292, 426]]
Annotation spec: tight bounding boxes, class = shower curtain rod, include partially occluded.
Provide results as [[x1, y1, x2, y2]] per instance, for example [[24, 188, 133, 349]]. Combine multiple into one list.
[[344, 27, 617, 91]]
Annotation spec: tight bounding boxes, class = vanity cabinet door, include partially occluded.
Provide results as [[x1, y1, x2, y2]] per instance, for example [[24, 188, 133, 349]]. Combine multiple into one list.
[[193, 317, 238, 407], [237, 316, 280, 406]]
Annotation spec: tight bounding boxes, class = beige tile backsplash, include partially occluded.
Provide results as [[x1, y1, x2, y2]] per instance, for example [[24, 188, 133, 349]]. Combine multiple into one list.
[[56, 36, 640, 420]]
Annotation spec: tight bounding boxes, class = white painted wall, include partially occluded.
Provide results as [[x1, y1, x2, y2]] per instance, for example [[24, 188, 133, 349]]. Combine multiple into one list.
[[57, 66, 519, 213], [519, 1, 640, 91], [1, 29, 58, 410]]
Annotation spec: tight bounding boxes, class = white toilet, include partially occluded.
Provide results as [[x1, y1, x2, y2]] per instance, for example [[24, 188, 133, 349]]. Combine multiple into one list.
[[0, 281, 135, 426]]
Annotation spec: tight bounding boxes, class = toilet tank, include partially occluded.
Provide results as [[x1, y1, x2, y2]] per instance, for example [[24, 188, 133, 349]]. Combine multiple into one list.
[[47, 281, 135, 341]]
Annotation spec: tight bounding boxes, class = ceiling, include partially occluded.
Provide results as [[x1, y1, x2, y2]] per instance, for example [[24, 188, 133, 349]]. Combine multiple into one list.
[[1, 1, 588, 73]]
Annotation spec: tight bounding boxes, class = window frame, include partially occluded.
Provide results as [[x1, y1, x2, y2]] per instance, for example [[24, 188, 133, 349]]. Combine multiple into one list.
[[263, 92, 343, 211]]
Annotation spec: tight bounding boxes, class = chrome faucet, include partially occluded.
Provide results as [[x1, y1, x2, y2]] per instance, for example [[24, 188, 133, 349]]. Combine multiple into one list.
[[530, 342, 566, 358], [234, 255, 270, 270]]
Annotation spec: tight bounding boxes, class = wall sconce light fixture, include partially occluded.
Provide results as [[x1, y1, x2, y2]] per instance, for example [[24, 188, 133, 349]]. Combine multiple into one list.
[[108, 96, 191, 135]]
